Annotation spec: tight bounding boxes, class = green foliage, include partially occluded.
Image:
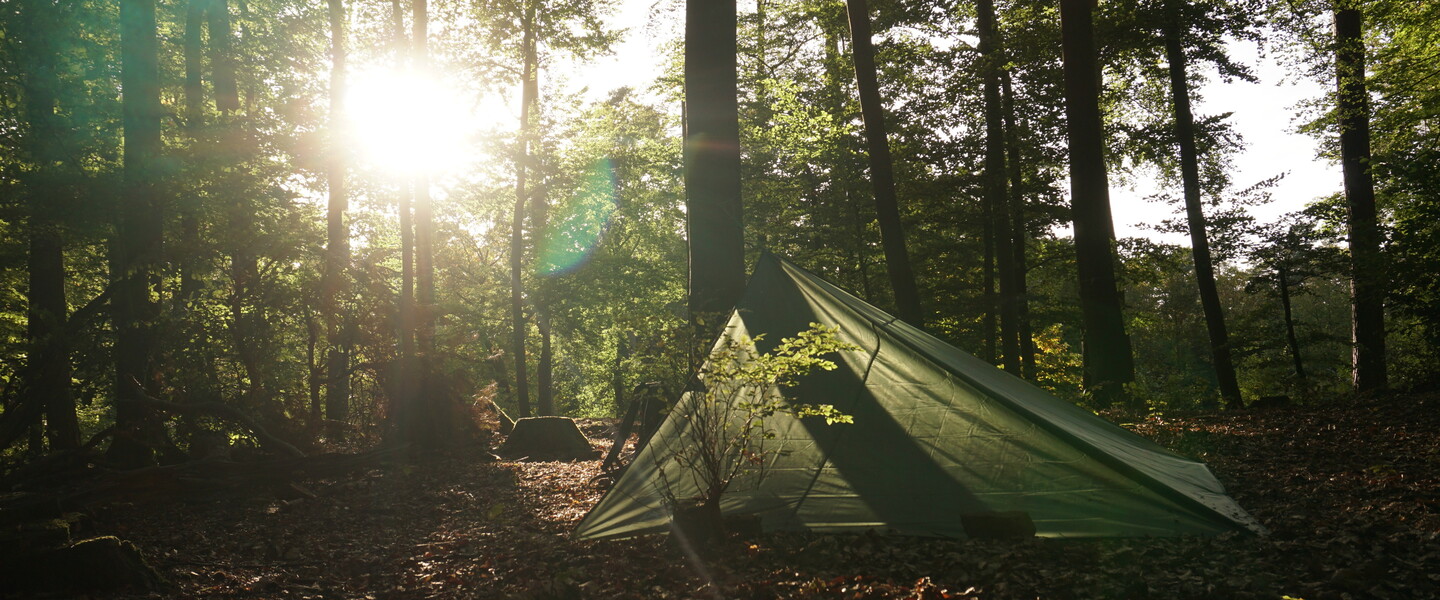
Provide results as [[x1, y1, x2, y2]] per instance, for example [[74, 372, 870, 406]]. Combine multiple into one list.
[[657, 323, 859, 503]]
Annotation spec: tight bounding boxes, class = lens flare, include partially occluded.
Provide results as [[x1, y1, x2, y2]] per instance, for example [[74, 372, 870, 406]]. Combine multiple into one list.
[[538, 159, 617, 275]]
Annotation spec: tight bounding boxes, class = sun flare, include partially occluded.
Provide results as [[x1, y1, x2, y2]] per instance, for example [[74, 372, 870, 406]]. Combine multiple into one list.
[[345, 67, 498, 176]]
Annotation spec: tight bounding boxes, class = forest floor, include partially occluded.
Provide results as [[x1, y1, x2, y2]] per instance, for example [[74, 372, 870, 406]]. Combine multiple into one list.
[[83, 392, 1440, 599]]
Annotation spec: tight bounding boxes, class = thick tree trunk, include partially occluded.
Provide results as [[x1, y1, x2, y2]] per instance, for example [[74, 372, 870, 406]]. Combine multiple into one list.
[[978, 0, 1019, 371], [1278, 267, 1307, 385], [1058, 0, 1135, 408], [1333, 7, 1386, 393], [29, 230, 79, 451], [111, 0, 167, 466], [844, 0, 922, 327], [17, 3, 81, 451], [323, 0, 351, 425], [510, 1, 537, 417], [1001, 71, 1036, 379], [685, 0, 746, 331], [1163, 11, 1242, 410]]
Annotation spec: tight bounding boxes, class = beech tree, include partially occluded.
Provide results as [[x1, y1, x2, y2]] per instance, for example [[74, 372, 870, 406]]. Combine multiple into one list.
[[685, 0, 746, 337], [843, 0, 922, 327], [1058, 0, 1135, 407]]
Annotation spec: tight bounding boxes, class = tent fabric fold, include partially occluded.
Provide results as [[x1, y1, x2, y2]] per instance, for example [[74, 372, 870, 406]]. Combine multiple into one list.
[[573, 253, 1265, 540]]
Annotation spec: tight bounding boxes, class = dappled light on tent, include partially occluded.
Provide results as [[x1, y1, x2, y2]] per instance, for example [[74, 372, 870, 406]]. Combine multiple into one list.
[[538, 159, 617, 276]]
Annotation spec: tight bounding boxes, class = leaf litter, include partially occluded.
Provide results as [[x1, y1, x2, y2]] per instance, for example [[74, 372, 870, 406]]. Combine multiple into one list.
[[89, 396, 1440, 599]]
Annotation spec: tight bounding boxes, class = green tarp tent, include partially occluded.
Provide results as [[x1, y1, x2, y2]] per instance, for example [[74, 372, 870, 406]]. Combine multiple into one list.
[[575, 254, 1264, 540]]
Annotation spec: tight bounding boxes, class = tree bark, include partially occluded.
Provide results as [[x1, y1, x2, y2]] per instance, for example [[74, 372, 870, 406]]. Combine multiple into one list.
[[510, 0, 537, 417], [685, 0, 746, 331], [1278, 267, 1307, 384], [1058, 0, 1135, 408], [179, 0, 205, 302], [323, 0, 351, 425], [412, 0, 435, 355], [978, 0, 1019, 372], [1163, 7, 1242, 410], [1333, 6, 1386, 393], [391, 0, 415, 360], [16, 1, 81, 452], [1001, 71, 1036, 379], [844, 0, 922, 327], [536, 307, 554, 415], [207, 0, 239, 113], [111, 0, 167, 466]]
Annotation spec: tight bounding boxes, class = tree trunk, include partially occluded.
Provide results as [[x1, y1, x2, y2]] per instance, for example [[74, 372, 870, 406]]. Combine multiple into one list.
[[207, 0, 239, 113], [510, 0, 537, 417], [16, 2, 81, 452], [1278, 267, 1307, 385], [1058, 0, 1135, 408], [391, 0, 415, 359], [323, 0, 351, 425], [844, 0, 922, 327], [536, 307, 554, 416], [685, 0, 746, 331], [1163, 8, 1242, 410], [179, 0, 205, 302], [399, 179, 415, 358], [111, 0, 167, 466], [1001, 71, 1036, 379], [982, 206, 997, 364], [978, 0, 1018, 371], [1333, 6, 1386, 393], [412, 0, 435, 355], [822, 26, 873, 302]]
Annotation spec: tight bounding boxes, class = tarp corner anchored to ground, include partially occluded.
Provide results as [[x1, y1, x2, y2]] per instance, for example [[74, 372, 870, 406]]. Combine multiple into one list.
[[574, 253, 1265, 540]]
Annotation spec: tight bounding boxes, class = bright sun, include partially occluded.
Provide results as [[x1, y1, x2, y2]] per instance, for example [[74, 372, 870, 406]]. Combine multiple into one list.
[[345, 67, 496, 176]]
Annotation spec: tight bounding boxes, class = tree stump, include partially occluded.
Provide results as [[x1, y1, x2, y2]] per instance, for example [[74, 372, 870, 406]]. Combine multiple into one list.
[[496, 416, 597, 461]]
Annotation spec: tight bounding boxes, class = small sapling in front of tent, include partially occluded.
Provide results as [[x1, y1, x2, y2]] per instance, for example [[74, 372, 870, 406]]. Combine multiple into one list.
[[656, 323, 859, 549]]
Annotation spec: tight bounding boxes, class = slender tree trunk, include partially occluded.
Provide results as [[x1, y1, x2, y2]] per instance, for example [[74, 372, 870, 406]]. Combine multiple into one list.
[[399, 179, 415, 358], [1278, 267, 1307, 384], [179, 0, 205, 302], [390, 0, 415, 359], [412, 0, 435, 355], [844, 0, 922, 327], [536, 308, 554, 415], [981, 207, 997, 363], [611, 331, 628, 415], [1163, 10, 1242, 409], [822, 27, 873, 302], [208, 0, 239, 113], [111, 0, 166, 466], [510, 0, 537, 417], [685, 0, 746, 332], [1058, 0, 1135, 408], [210, 0, 263, 400], [978, 0, 1018, 371], [323, 0, 351, 425], [1002, 71, 1035, 379], [1333, 6, 1386, 393]]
